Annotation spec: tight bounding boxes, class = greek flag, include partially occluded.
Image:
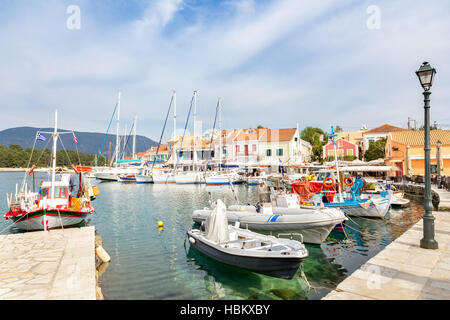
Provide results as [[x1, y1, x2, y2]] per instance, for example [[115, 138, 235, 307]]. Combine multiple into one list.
[[36, 132, 46, 142]]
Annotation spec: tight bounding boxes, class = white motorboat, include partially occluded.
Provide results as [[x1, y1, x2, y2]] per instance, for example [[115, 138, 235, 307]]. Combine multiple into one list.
[[246, 175, 266, 186], [95, 167, 139, 181], [193, 194, 347, 244], [187, 199, 309, 280], [135, 167, 153, 184], [205, 171, 244, 185]]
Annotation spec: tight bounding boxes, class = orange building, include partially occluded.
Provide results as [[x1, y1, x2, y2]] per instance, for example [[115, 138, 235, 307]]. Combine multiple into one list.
[[385, 130, 450, 176]]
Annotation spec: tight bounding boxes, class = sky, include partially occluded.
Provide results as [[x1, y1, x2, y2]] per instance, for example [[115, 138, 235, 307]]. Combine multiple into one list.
[[1, 0, 450, 141]]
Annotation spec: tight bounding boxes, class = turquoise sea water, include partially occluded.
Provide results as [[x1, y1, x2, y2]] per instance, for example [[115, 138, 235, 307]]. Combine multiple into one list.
[[0, 172, 425, 300]]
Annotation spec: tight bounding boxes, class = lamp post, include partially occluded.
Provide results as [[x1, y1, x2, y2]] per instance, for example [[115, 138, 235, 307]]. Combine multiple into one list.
[[437, 140, 442, 189], [416, 61, 438, 249]]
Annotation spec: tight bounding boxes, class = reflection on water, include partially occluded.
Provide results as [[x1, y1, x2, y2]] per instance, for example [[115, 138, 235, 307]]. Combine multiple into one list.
[[0, 172, 425, 300]]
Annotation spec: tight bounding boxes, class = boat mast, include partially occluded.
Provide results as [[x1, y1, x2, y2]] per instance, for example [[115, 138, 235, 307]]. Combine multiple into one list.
[[193, 91, 198, 171], [173, 90, 177, 164], [330, 126, 342, 201], [115, 90, 121, 167], [132, 115, 137, 159], [50, 110, 58, 205], [218, 98, 222, 173]]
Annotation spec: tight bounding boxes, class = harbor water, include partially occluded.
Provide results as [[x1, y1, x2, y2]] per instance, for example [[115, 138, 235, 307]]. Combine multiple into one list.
[[0, 172, 425, 300]]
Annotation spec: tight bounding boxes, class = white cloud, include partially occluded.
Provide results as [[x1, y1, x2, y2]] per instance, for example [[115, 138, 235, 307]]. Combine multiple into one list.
[[1, 0, 450, 141]]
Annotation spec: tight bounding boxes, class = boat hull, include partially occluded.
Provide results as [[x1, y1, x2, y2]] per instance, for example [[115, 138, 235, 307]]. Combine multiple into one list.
[[135, 175, 154, 184], [176, 172, 204, 184], [187, 230, 306, 279], [7, 209, 90, 231], [193, 209, 346, 244]]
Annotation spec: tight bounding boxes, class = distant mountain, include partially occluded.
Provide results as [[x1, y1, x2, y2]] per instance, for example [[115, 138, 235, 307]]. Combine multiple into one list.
[[0, 127, 158, 156]]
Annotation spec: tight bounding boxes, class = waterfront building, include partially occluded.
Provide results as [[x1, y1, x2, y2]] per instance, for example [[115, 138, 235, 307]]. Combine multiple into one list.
[[362, 124, 409, 152], [322, 138, 359, 160], [385, 130, 450, 176], [140, 144, 171, 163], [336, 125, 369, 159]]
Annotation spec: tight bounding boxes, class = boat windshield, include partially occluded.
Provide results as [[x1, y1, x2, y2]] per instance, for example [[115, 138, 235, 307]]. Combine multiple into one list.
[[40, 187, 70, 199]]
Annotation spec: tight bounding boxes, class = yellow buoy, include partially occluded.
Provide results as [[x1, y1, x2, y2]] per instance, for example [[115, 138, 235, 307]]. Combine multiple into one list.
[[157, 221, 164, 228]]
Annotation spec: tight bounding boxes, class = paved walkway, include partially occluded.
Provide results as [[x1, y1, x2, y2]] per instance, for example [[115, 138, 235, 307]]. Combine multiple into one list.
[[432, 186, 450, 210], [0, 227, 96, 300], [323, 211, 450, 300]]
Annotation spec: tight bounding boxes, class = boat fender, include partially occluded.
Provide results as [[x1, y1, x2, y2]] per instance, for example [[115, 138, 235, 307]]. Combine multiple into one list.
[[189, 237, 195, 244], [157, 221, 164, 228], [96, 246, 111, 263]]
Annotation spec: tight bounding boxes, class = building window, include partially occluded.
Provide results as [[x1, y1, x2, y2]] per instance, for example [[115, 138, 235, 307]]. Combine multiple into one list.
[[338, 140, 343, 147], [236, 145, 240, 153], [252, 144, 256, 152], [348, 149, 353, 156], [266, 149, 272, 157], [295, 137, 298, 142], [276, 148, 283, 156], [328, 149, 334, 157]]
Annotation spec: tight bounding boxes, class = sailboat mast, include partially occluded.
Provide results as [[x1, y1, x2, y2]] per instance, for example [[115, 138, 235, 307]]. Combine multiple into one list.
[[173, 90, 177, 160], [50, 110, 58, 204], [115, 90, 121, 167], [330, 126, 342, 200], [193, 91, 198, 171], [132, 115, 137, 159], [218, 98, 222, 172]]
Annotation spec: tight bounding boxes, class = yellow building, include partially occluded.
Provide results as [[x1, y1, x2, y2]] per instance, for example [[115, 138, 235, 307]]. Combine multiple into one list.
[[385, 130, 450, 176]]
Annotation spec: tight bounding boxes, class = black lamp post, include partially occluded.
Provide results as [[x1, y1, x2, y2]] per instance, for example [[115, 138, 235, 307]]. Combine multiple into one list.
[[416, 61, 438, 249], [437, 140, 442, 189]]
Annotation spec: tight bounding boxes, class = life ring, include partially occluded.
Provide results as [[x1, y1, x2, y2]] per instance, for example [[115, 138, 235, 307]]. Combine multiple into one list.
[[323, 177, 336, 189], [344, 176, 354, 187]]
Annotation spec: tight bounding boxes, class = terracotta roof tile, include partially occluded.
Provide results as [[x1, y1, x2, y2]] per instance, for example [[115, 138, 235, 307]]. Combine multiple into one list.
[[390, 130, 450, 146], [258, 128, 297, 142], [364, 124, 408, 134]]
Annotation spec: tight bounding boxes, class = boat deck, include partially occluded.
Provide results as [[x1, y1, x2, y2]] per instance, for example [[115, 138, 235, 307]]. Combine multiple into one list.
[[0, 226, 96, 300]]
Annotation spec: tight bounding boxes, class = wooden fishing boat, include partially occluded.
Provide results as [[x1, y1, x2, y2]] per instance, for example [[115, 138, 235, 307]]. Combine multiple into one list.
[[3, 111, 98, 231]]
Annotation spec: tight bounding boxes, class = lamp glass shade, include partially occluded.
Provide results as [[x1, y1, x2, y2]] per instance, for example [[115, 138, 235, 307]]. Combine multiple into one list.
[[416, 62, 436, 90]]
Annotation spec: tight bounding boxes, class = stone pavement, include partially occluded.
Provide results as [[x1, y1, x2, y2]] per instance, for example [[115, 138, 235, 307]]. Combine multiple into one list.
[[432, 186, 450, 211], [323, 211, 450, 300], [0, 226, 96, 300]]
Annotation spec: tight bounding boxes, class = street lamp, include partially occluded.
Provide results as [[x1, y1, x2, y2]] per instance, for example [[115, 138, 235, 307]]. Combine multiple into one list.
[[437, 140, 442, 189], [416, 61, 438, 249]]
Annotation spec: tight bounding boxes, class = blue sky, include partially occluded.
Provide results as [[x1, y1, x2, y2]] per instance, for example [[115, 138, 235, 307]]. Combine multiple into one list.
[[1, 0, 450, 141]]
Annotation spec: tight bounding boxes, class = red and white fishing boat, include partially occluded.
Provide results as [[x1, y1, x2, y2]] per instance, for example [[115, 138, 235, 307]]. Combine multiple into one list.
[[3, 111, 99, 231]]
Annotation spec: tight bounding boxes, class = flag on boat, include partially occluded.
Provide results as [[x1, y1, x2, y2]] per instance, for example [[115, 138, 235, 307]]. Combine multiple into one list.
[[72, 132, 78, 144], [36, 132, 46, 142]]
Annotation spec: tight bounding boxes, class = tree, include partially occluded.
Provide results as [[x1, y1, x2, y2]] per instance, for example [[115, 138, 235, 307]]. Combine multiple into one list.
[[257, 125, 265, 129], [301, 127, 327, 161], [364, 137, 387, 161], [335, 126, 343, 133]]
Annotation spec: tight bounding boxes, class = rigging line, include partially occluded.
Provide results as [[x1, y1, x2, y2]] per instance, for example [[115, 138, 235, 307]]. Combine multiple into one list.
[[173, 95, 195, 174], [205, 100, 219, 170], [32, 137, 52, 170], [20, 132, 40, 191], [58, 135, 73, 166], [151, 94, 174, 173], [97, 102, 118, 166], [121, 120, 135, 159]]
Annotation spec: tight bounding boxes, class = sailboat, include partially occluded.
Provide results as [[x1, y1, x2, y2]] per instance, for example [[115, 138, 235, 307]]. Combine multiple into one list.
[[3, 111, 98, 231], [205, 98, 244, 186], [176, 91, 205, 184], [95, 91, 139, 181]]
